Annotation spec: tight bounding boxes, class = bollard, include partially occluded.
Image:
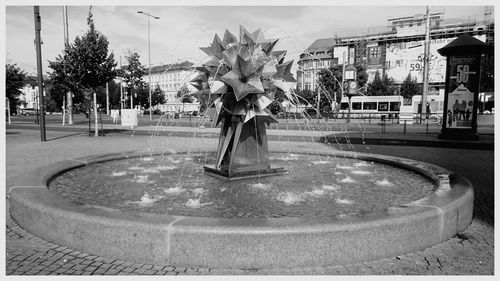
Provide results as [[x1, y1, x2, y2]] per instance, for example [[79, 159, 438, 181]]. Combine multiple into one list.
[[404, 120, 407, 134]]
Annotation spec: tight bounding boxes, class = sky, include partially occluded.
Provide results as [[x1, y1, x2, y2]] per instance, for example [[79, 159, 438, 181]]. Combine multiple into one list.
[[3, 1, 492, 76]]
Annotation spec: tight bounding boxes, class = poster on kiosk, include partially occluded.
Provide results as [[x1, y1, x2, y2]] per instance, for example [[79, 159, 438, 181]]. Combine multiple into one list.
[[445, 56, 478, 129], [437, 34, 489, 140]]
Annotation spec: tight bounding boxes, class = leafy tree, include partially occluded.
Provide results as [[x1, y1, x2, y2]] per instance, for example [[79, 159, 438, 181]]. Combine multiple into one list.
[[106, 80, 122, 109], [152, 85, 166, 106], [133, 85, 149, 108], [54, 7, 116, 134], [268, 100, 282, 115], [44, 78, 65, 112], [367, 70, 396, 96], [181, 94, 195, 103], [400, 72, 421, 99], [176, 85, 190, 98], [296, 89, 315, 106], [122, 51, 146, 107], [6, 63, 27, 114], [317, 65, 343, 106], [49, 7, 116, 114], [355, 64, 368, 94]]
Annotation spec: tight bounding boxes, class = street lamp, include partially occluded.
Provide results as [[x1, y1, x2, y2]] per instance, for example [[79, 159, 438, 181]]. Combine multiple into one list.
[[137, 10, 159, 121]]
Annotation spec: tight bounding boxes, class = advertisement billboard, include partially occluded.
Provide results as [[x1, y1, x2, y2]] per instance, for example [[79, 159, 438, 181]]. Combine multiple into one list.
[[367, 44, 385, 67], [385, 35, 486, 84], [445, 55, 480, 129], [333, 46, 348, 65]]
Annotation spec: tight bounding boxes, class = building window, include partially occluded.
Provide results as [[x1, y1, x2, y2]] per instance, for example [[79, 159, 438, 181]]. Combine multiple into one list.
[[378, 102, 389, 111], [390, 102, 401, 111], [352, 102, 362, 110], [363, 102, 377, 110]]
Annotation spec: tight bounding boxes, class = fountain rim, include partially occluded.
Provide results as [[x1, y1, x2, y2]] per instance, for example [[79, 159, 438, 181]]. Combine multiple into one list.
[[8, 149, 474, 269]]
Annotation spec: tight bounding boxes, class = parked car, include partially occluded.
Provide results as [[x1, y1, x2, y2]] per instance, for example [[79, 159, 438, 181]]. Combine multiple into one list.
[[19, 108, 36, 115]]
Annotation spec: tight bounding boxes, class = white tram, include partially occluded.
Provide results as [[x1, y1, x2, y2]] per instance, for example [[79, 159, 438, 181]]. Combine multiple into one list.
[[338, 95, 445, 120]]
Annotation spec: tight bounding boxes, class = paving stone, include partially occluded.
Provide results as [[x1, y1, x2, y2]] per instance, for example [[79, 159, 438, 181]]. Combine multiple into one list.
[[5, 131, 495, 276], [102, 268, 120, 275], [143, 269, 158, 275], [93, 268, 108, 275], [120, 267, 136, 273], [132, 268, 147, 274]]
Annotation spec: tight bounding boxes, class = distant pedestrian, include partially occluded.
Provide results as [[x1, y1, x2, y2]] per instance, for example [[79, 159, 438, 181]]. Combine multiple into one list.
[[447, 110, 453, 127], [111, 110, 119, 124], [465, 109, 471, 121]]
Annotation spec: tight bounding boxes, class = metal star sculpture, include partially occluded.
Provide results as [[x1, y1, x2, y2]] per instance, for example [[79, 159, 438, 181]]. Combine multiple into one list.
[[192, 25, 296, 125], [195, 26, 296, 179]]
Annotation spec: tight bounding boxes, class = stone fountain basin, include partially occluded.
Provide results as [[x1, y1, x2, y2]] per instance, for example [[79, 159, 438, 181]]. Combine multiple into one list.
[[8, 150, 473, 269]]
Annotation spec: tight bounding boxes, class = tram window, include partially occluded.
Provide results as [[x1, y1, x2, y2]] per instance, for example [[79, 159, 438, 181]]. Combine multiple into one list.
[[403, 98, 412, 106], [378, 102, 389, 111], [363, 102, 377, 110], [352, 102, 362, 110], [340, 103, 349, 110], [390, 102, 400, 111]]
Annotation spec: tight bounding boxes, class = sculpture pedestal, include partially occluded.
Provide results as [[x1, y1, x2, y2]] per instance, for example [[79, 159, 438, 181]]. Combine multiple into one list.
[[204, 115, 287, 180]]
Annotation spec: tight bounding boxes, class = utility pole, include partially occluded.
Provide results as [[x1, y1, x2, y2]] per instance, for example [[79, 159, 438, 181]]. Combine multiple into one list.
[[6, 98, 11, 125], [63, 6, 73, 125], [34, 6, 46, 142], [421, 5, 431, 123], [316, 84, 320, 118], [120, 56, 123, 112], [106, 82, 109, 114], [137, 10, 159, 121]]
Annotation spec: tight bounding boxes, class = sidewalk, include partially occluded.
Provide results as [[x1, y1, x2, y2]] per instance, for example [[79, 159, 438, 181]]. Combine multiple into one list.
[[5, 124, 495, 275], [6, 115, 494, 150]]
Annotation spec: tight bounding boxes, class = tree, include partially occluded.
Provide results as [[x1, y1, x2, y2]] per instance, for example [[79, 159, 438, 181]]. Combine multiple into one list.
[[44, 78, 65, 112], [122, 51, 146, 107], [151, 85, 165, 106], [58, 7, 117, 135], [355, 64, 368, 94], [317, 65, 343, 108], [296, 88, 315, 106], [181, 94, 194, 103], [6, 63, 27, 114], [400, 73, 421, 99], [268, 100, 282, 115], [366, 70, 396, 96], [176, 85, 190, 99], [106, 80, 122, 109]]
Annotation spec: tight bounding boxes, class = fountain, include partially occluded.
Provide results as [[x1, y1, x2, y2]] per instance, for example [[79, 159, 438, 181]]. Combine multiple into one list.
[[8, 26, 474, 270], [189, 26, 295, 179]]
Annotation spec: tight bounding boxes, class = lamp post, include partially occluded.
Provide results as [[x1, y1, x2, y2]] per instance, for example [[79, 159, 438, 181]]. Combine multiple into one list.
[[137, 10, 159, 121]]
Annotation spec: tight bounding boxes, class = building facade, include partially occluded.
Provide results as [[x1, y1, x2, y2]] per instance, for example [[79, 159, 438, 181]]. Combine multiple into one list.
[[142, 60, 196, 101], [18, 76, 39, 109], [297, 9, 494, 96]]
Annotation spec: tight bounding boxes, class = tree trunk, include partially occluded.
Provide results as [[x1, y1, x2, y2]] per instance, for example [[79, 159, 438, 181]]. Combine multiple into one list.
[[94, 91, 99, 137], [67, 92, 73, 125]]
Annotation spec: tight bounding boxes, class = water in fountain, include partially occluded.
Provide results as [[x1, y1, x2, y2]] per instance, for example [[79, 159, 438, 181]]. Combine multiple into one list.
[[49, 26, 436, 221], [49, 152, 435, 219]]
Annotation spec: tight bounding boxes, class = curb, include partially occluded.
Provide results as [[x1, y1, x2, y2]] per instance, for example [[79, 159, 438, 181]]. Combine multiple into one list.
[[8, 150, 474, 269], [7, 124, 494, 150]]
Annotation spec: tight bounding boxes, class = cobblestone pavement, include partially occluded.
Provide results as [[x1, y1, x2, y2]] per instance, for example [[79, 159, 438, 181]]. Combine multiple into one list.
[[5, 129, 495, 276], [6, 212, 494, 275]]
